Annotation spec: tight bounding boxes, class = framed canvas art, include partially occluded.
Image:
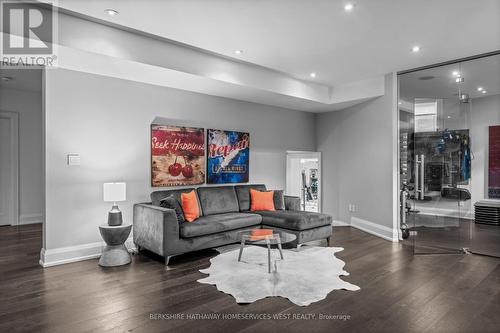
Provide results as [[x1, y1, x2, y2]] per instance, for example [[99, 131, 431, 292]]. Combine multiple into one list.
[[489, 125, 500, 198], [151, 124, 205, 187], [207, 129, 249, 184]]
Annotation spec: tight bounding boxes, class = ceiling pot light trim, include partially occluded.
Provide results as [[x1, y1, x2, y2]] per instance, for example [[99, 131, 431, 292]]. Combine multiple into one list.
[[344, 3, 355, 11], [411, 46, 421, 53], [104, 9, 119, 16]]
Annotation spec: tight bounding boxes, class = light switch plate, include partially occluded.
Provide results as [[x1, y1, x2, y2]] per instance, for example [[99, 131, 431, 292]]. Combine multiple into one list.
[[67, 154, 81, 166]]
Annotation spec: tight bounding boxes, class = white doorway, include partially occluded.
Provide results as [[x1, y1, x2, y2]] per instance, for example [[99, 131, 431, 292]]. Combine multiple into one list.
[[0, 111, 19, 226], [286, 151, 321, 212]]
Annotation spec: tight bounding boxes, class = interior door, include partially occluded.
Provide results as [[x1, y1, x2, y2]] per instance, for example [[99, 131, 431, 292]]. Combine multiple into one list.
[[0, 116, 13, 225], [410, 97, 472, 254], [286, 152, 321, 212]]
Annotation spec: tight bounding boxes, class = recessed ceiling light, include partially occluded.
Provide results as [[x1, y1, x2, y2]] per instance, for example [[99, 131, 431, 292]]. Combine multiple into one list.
[[447, 116, 451, 119], [398, 102, 402, 105], [104, 9, 119, 16], [411, 46, 421, 53], [309, 72, 317, 78], [344, 3, 355, 11], [477, 87, 483, 91], [234, 50, 243, 55], [452, 71, 460, 77], [482, 90, 487, 94]]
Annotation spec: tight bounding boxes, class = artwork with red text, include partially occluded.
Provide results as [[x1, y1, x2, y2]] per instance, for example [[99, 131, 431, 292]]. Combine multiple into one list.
[[207, 129, 249, 184], [489, 125, 500, 198], [151, 125, 205, 187]]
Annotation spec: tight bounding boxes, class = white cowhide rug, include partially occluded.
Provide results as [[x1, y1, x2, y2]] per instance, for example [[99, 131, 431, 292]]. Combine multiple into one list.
[[197, 246, 360, 306]]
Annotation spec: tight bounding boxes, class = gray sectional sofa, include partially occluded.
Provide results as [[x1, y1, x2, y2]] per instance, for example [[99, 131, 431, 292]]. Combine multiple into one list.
[[133, 184, 333, 265]]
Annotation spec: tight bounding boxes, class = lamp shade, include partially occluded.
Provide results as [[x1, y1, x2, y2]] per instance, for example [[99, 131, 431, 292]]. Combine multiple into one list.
[[103, 182, 126, 202]]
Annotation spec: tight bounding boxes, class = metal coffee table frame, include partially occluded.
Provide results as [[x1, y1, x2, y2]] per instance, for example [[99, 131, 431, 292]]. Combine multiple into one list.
[[237, 231, 296, 273]]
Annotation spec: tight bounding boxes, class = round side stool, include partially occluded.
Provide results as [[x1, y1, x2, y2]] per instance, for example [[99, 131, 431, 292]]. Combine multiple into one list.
[[98, 224, 132, 267]]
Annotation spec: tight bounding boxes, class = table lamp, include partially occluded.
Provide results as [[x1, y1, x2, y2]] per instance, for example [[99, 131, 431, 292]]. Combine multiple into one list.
[[103, 182, 126, 226]]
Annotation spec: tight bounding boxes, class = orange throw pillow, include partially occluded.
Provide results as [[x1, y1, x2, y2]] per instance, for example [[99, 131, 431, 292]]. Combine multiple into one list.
[[250, 229, 273, 241], [251, 229, 273, 236], [250, 189, 276, 211], [181, 191, 200, 222]]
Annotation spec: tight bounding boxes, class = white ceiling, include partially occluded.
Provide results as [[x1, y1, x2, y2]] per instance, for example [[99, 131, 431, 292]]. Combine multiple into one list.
[[55, 0, 500, 87]]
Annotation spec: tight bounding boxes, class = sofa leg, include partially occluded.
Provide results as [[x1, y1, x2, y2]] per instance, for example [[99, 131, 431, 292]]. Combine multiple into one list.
[[165, 255, 173, 266], [326, 237, 331, 246], [296, 244, 302, 251]]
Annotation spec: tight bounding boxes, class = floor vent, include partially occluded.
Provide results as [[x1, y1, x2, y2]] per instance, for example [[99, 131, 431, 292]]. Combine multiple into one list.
[[474, 201, 500, 226]]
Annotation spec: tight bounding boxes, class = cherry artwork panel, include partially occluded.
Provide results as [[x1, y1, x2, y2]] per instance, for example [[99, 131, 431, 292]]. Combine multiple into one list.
[[489, 125, 500, 199], [151, 124, 205, 187], [207, 129, 250, 184]]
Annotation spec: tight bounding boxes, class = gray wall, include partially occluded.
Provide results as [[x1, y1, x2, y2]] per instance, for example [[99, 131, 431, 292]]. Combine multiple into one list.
[[471, 94, 500, 204], [44, 69, 316, 249], [0, 85, 43, 224], [316, 73, 396, 229]]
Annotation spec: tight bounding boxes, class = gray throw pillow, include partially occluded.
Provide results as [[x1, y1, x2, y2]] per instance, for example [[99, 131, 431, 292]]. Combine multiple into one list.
[[160, 195, 185, 223], [273, 190, 285, 210]]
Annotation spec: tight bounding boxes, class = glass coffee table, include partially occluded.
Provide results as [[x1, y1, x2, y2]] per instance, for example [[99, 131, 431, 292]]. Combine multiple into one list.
[[236, 230, 297, 273]]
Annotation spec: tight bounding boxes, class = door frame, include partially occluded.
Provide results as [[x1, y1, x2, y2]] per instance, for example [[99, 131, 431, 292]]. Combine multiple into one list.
[[286, 151, 322, 212], [0, 111, 19, 226]]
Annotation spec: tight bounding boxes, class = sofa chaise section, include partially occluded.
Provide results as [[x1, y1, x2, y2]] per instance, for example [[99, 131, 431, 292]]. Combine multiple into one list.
[[234, 184, 332, 247], [254, 210, 333, 248], [256, 210, 332, 230]]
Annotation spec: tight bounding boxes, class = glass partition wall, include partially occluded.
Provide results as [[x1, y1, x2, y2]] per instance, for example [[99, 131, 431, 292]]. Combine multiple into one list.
[[399, 53, 500, 257]]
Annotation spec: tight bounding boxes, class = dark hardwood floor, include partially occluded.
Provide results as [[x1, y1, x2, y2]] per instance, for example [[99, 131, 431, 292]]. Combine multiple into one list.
[[1, 224, 499, 333], [410, 214, 500, 257]]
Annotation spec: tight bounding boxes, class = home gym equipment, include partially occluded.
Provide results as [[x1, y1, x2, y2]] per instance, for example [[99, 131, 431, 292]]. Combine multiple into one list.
[[400, 184, 411, 239], [441, 187, 471, 201], [413, 129, 471, 202], [301, 170, 314, 211]]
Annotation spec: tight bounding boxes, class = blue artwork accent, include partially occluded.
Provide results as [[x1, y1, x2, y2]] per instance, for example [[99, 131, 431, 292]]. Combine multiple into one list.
[[207, 129, 250, 184]]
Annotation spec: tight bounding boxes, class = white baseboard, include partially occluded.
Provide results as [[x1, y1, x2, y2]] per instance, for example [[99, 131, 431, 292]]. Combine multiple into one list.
[[350, 217, 398, 242], [19, 213, 43, 225], [39, 238, 136, 267], [332, 220, 350, 227]]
